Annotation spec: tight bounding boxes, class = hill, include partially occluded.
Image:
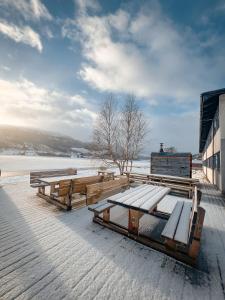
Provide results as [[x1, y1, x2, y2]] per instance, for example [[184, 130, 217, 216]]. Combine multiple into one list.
[[0, 125, 91, 157]]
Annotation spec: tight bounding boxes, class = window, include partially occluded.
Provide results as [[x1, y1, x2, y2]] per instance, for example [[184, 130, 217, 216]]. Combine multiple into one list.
[[202, 152, 220, 171]]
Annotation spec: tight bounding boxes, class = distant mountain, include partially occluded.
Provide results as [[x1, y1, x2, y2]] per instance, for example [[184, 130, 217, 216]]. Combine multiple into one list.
[[0, 125, 92, 157]]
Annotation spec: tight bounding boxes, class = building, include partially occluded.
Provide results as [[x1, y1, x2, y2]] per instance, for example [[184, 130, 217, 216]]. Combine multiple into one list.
[[199, 88, 225, 193]]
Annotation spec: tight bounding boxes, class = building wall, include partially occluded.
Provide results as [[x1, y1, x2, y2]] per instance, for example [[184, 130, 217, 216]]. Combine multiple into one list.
[[202, 94, 225, 192], [219, 95, 225, 193]]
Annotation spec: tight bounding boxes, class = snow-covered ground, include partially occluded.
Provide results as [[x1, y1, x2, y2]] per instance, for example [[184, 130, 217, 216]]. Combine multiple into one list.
[[0, 177, 225, 299], [0, 155, 150, 185], [0, 155, 149, 172]]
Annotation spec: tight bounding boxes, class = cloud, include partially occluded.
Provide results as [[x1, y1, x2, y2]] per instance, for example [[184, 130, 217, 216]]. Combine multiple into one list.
[[0, 78, 97, 139], [0, 0, 52, 21], [63, 1, 224, 105], [75, 0, 101, 15], [1, 65, 11, 72], [0, 20, 43, 52]]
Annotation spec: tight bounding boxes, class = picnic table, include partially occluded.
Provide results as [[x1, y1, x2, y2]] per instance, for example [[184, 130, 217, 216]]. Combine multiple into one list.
[[89, 184, 205, 265], [92, 185, 170, 234]]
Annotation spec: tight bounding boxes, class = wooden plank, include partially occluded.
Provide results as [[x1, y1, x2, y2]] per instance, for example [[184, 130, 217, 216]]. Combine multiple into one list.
[[126, 186, 164, 208], [40, 175, 79, 184], [174, 202, 192, 244], [139, 187, 171, 212], [30, 168, 77, 184], [108, 185, 154, 206], [88, 200, 108, 211], [188, 206, 205, 258], [122, 186, 159, 206], [161, 201, 184, 239], [127, 172, 199, 183], [107, 185, 146, 201], [88, 202, 115, 213], [87, 177, 128, 196]]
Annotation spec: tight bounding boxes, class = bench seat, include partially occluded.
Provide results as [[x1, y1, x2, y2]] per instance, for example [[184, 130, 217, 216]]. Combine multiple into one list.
[[30, 182, 49, 188], [88, 201, 115, 214], [161, 201, 192, 245]]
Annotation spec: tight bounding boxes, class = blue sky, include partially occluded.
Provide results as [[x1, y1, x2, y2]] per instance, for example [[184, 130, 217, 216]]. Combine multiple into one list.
[[0, 0, 225, 153]]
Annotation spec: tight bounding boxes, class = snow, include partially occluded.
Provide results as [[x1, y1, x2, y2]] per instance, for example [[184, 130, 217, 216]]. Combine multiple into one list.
[[0, 155, 149, 172], [0, 178, 225, 299]]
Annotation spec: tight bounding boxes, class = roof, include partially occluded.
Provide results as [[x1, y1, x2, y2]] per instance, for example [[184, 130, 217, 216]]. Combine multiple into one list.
[[199, 88, 225, 153]]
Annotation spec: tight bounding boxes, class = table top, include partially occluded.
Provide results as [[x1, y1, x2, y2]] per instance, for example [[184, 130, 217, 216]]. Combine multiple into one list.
[[107, 184, 170, 213], [38, 174, 84, 184]]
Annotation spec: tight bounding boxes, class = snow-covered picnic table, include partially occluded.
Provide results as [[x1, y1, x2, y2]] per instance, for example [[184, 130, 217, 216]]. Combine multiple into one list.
[[107, 184, 170, 213], [89, 184, 205, 265]]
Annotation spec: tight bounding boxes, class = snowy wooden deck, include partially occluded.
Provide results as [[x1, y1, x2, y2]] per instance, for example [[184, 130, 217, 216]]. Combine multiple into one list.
[[0, 179, 225, 299]]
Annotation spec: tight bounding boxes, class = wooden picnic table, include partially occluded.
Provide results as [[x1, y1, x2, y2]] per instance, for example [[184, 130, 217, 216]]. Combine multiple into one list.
[[107, 185, 170, 234], [89, 183, 205, 265]]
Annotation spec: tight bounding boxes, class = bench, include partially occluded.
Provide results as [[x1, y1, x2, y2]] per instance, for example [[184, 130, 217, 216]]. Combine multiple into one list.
[[125, 173, 199, 198], [71, 175, 104, 194], [161, 187, 205, 260], [86, 176, 129, 205], [30, 168, 77, 187], [88, 201, 115, 222]]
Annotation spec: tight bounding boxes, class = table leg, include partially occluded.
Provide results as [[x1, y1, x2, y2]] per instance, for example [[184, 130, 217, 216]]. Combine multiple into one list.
[[128, 209, 141, 235], [38, 186, 45, 195], [103, 208, 110, 222], [50, 184, 55, 194]]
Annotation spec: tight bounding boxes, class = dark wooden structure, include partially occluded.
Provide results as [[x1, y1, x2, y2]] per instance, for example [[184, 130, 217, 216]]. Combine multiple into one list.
[[151, 152, 192, 178]]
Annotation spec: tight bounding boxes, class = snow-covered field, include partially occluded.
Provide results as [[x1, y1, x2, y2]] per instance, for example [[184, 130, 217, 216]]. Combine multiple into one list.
[[0, 155, 150, 184], [0, 155, 149, 173]]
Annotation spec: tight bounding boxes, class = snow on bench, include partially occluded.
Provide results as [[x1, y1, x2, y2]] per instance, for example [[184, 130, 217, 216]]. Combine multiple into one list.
[[161, 200, 192, 245], [88, 201, 115, 214]]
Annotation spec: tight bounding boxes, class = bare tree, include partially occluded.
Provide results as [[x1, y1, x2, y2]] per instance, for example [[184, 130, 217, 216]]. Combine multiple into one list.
[[93, 94, 148, 174]]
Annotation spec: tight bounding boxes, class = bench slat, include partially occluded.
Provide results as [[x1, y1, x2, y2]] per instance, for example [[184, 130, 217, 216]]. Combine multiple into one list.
[[30, 168, 77, 184], [161, 201, 184, 239], [88, 202, 114, 213], [174, 202, 192, 244]]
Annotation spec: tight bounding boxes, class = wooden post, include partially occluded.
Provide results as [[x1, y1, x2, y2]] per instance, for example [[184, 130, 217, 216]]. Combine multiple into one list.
[[188, 207, 205, 258], [103, 208, 110, 222], [128, 209, 141, 235], [50, 183, 55, 194], [38, 186, 45, 195]]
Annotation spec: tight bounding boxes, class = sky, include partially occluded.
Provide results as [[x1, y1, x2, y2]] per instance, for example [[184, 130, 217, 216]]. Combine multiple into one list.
[[0, 0, 225, 154]]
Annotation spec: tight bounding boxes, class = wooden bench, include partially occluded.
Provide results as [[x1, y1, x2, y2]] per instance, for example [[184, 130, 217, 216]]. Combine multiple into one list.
[[88, 201, 115, 222], [125, 173, 199, 198], [48, 176, 104, 210], [30, 168, 77, 188], [161, 187, 205, 260], [70, 175, 104, 194], [86, 176, 129, 205]]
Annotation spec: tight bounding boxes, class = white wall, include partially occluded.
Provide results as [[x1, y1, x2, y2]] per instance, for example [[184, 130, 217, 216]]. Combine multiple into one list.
[[219, 94, 225, 193]]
